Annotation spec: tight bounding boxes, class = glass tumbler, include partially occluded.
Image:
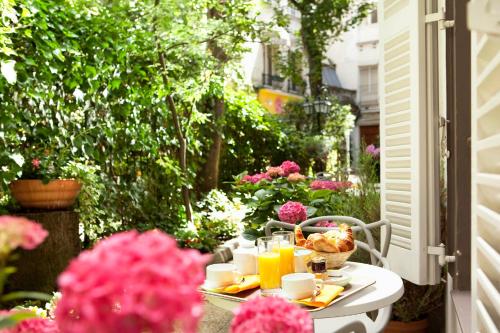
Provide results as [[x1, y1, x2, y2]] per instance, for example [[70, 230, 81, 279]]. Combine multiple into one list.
[[272, 231, 295, 278], [257, 236, 281, 295]]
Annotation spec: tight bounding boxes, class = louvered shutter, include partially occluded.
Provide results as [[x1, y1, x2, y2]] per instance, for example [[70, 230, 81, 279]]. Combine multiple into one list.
[[469, 0, 500, 331], [379, 0, 440, 285]]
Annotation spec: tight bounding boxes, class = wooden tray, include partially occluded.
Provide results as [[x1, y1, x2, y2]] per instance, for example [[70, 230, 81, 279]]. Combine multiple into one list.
[[200, 276, 376, 312]]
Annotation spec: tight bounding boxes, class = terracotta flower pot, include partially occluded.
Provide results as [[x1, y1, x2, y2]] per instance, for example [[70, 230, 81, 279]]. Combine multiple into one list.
[[9, 179, 82, 210], [384, 318, 429, 333]]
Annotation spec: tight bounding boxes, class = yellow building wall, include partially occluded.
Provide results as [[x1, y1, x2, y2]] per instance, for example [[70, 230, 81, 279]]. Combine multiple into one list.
[[257, 88, 303, 114]]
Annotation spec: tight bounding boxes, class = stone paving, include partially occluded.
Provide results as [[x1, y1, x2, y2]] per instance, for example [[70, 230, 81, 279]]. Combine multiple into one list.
[[198, 301, 233, 333]]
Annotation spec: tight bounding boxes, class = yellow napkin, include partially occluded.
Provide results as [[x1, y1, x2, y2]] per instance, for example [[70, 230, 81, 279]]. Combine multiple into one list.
[[293, 285, 344, 308], [218, 275, 260, 294]]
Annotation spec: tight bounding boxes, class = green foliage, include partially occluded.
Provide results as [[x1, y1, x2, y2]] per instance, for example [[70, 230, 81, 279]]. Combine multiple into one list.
[[176, 189, 248, 252], [0, 0, 265, 244], [281, 97, 355, 172], [234, 176, 313, 239], [215, 89, 310, 184], [272, 48, 306, 93], [392, 280, 444, 322]]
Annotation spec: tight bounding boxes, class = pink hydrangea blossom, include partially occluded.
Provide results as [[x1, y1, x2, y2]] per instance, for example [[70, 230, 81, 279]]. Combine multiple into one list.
[[55, 230, 208, 333], [365, 144, 380, 158], [310, 180, 352, 191], [278, 201, 307, 224], [279, 161, 300, 176], [0, 216, 48, 252], [241, 173, 272, 184], [32, 159, 41, 169], [265, 166, 283, 178], [0, 312, 58, 333], [287, 173, 306, 183], [315, 221, 337, 228], [230, 297, 312, 333]]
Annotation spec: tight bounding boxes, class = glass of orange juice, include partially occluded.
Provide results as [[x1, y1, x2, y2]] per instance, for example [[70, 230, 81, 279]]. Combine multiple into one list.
[[272, 231, 295, 279], [257, 236, 281, 295]]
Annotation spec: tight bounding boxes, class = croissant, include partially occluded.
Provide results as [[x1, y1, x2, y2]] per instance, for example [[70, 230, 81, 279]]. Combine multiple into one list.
[[324, 224, 355, 252], [294, 225, 307, 247], [295, 224, 354, 253]]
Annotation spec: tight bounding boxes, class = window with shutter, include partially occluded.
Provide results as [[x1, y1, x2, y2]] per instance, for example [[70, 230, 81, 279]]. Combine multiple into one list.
[[359, 65, 379, 106], [468, 0, 500, 331], [379, 0, 441, 285]]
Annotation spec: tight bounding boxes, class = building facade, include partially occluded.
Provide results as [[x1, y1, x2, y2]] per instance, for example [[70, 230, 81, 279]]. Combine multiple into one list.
[[240, 1, 304, 114], [326, 5, 380, 164]]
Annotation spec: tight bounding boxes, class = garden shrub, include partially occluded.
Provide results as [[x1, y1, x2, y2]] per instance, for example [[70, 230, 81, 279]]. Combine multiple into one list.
[[198, 88, 310, 189], [176, 189, 248, 252], [231, 150, 380, 242]]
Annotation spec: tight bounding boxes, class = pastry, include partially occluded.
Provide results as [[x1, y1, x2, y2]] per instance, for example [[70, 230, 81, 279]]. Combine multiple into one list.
[[294, 225, 307, 247], [295, 224, 354, 253]]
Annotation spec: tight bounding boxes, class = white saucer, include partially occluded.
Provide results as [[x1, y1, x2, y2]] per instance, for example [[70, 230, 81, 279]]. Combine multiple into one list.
[[201, 281, 228, 291], [324, 274, 352, 287]]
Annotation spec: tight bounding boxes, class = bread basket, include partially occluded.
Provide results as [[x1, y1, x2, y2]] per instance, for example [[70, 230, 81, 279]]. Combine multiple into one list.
[[307, 244, 357, 269]]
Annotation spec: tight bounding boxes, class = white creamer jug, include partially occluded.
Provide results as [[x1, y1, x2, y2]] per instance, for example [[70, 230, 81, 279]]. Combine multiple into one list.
[[233, 239, 258, 275]]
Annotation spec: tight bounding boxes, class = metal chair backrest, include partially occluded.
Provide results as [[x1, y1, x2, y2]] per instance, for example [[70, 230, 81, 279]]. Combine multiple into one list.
[[264, 216, 391, 268]]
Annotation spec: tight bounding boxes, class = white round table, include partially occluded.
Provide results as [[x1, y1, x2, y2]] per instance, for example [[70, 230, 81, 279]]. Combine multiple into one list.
[[204, 261, 404, 320]]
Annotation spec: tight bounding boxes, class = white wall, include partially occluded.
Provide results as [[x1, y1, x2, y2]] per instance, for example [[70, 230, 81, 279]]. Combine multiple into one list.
[[325, 16, 380, 101]]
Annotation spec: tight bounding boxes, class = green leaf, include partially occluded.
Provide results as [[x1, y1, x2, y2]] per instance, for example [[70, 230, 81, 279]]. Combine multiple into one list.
[[254, 189, 273, 200], [242, 228, 259, 241], [9, 153, 24, 167], [311, 189, 331, 199], [52, 49, 65, 62], [309, 199, 325, 205], [1, 291, 52, 303], [306, 206, 317, 217], [0, 311, 37, 329]]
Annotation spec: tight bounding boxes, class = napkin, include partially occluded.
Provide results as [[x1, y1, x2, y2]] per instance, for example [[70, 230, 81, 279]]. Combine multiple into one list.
[[222, 275, 260, 294], [204, 275, 260, 294], [293, 285, 344, 308]]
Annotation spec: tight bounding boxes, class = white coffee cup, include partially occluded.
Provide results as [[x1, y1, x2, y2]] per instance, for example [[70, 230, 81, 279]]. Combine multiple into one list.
[[233, 247, 258, 275], [205, 264, 241, 289], [281, 273, 324, 300]]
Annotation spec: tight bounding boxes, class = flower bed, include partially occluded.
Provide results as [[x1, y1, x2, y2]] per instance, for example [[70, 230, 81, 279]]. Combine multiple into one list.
[[231, 153, 380, 239]]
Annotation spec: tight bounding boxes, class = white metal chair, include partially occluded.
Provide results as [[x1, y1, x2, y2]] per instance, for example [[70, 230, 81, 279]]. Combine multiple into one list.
[[265, 216, 393, 333]]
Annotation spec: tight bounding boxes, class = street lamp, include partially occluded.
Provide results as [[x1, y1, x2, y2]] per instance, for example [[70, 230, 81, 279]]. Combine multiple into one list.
[[302, 98, 331, 133]]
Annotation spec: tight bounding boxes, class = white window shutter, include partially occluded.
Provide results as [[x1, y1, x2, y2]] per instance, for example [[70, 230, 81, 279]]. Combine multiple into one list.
[[469, 0, 500, 332], [379, 0, 440, 285]]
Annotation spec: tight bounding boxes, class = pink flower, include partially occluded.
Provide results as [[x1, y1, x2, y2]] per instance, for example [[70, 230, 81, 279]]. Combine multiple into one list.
[[32, 158, 41, 169], [0, 216, 48, 252], [55, 230, 208, 333], [0, 312, 59, 333], [230, 297, 312, 333], [310, 180, 352, 191], [365, 144, 380, 158], [278, 201, 307, 224], [315, 221, 337, 228], [279, 161, 300, 176], [241, 173, 272, 184], [265, 166, 283, 178], [287, 173, 306, 183]]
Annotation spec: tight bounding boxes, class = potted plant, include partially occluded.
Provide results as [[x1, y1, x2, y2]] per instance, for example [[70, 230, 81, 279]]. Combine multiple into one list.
[[7, 149, 91, 210], [385, 279, 444, 333]]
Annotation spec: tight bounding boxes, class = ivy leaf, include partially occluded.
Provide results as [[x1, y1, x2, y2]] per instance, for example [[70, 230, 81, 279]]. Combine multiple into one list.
[[1, 60, 17, 84], [9, 153, 24, 167]]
